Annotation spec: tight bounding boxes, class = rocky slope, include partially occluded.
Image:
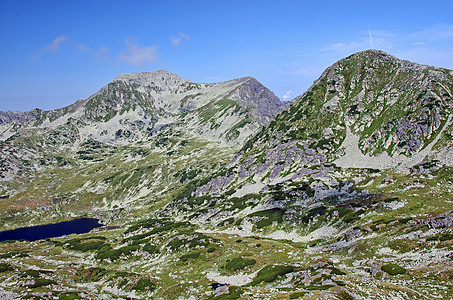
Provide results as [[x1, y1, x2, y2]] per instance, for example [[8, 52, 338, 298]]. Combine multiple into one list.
[[0, 51, 452, 299], [0, 70, 284, 226], [0, 70, 284, 147], [178, 50, 453, 202]]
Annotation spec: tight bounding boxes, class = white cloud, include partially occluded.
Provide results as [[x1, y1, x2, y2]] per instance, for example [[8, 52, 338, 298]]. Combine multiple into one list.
[[393, 47, 453, 70], [282, 90, 293, 100], [276, 65, 323, 77], [411, 24, 453, 41], [34, 35, 69, 59], [41, 35, 69, 54], [324, 30, 395, 54], [75, 43, 110, 60], [117, 39, 158, 67], [75, 43, 91, 52], [323, 24, 453, 70], [170, 32, 190, 46]]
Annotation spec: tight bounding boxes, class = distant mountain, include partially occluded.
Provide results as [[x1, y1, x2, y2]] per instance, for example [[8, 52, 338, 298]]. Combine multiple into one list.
[[182, 50, 453, 202], [0, 71, 284, 221], [0, 51, 452, 299], [0, 70, 284, 146]]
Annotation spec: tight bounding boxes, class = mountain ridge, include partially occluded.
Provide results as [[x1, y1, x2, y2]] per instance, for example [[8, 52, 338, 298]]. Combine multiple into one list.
[[0, 50, 452, 299], [0, 71, 285, 216], [166, 49, 453, 216]]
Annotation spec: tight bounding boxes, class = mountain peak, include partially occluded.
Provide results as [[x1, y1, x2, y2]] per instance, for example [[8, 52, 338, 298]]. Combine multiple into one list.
[[339, 49, 398, 65], [339, 49, 433, 71], [113, 69, 190, 87], [352, 49, 390, 56]]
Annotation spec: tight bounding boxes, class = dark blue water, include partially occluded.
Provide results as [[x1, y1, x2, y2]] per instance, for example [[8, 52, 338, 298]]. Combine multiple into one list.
[[0, 218, 102, 242]]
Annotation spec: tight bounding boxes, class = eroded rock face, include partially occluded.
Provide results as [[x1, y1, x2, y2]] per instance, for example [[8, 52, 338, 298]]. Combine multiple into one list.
[[0, 51, 452, 300], [418, 211, 453, 229], [0, 71, 285, 217], [186, 50, 453, 199], [228, 77, 287, 126]]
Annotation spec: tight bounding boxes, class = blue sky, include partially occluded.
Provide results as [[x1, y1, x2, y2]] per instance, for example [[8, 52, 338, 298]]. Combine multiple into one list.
[[1, 0, 453, 111]]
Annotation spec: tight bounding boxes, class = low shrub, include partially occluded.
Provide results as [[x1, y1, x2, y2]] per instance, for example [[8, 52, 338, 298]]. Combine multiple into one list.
[[23, 270, 41, 277], [225, 257, 256, 271], [133, 278, 155, 292], [427, 233, 453, 241], [219, 218, 235, 226], [180, 251, 201, 262], [77, 267, 108, 282], [290, 292, 307, 299], [25, 278, 56, 288], [249, 208, 285, 229], [302, 206, 327, 223], [57, 292, 81, 300], [96, 244, 140, 261], [143, 244, 159, 254], [208, 286, 243, 300], [0, 263, 13, 272], [305, 284, 333, 290], [381, 263, 406, 275], [167, 233, 216, 250], [328, 266, 346, 275], [250, 265, 294, 285]]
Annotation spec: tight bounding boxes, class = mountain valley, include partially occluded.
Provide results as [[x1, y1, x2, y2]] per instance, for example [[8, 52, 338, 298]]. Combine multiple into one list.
[[0, 50, 452, 299]]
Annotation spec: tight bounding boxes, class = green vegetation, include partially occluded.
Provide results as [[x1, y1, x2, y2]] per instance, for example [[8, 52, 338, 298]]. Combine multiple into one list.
[[381, 263, 407, 275], [167, 232, 217, 250], [57, 292, 83, 300], [248, 208, 286, 229], [125, 218, 189, 234], [426, 232, 453, 241], [225, 256, 256, 271], [65, 237, 106, 252], [25, 278, 56, 288], [250, 265, 294, 285], [96, 244, 140, 261], [328, 266, 346, 275], [133, 278, 155, 292], [0, 51, 452, 299], [0, 262, 13, 272], [143, 243, 159, 254], [208, 286, 244, 299], [180, 251, 201, 262], [76, 267, 109, 282], [290, 292, 307, 299]]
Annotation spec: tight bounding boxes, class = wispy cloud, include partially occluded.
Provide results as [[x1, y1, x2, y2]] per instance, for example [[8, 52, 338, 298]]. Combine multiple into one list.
[[44, 35, 69, 53], [35, 35, 69, 58], [276, 65, 324, 77], [282, 90, 293, 100], [393, 47, 453, 69], [411, 24, 453, 41], [324, 24, 453, 69], [368, 23, 373, 49], [170, 32, 190, 46], [75, 43, 110, 61], [324, 30, 395, 54], [117, 39, 158, 67]]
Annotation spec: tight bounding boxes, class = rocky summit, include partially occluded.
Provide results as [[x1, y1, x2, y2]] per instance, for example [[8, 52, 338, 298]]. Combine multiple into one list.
[[0, 50, 452, 299]]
